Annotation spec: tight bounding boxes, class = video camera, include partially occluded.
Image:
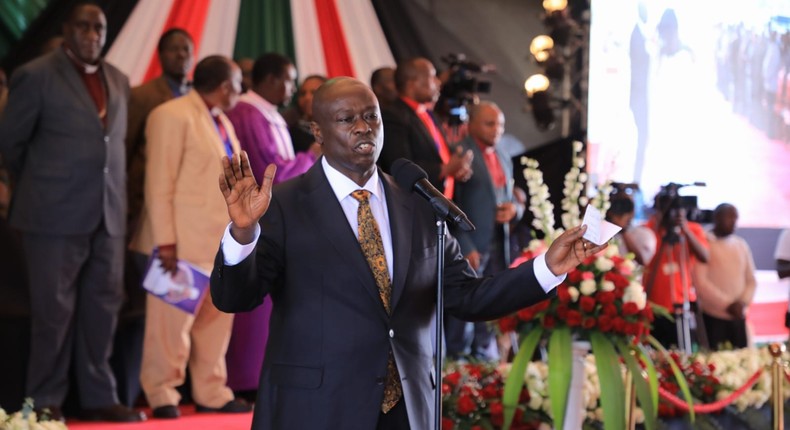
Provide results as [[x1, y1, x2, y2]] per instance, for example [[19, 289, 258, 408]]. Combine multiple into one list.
[[438, 53, 494, 126], [654, 182, 712, 236]]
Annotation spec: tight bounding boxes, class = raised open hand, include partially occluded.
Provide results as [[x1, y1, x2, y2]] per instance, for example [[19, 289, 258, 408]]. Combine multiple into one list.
[[544, 225, 608, 276], [218, 151, 277, 243]]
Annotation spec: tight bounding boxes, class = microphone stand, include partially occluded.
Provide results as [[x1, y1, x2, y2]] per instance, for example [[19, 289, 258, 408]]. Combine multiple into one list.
[[434, 216, 446, 430]]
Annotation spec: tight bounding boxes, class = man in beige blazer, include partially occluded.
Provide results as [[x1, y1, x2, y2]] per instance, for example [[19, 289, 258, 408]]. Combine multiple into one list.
[[130, 55, 251, 419], [117, 27, 194, 408]]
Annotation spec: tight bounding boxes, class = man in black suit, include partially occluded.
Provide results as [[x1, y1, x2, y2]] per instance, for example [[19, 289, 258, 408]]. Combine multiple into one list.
[[0, 3, 144, 422], [376, 57, 472, 197], [210, 77, 603, 429], [446, 101, 522, 361]]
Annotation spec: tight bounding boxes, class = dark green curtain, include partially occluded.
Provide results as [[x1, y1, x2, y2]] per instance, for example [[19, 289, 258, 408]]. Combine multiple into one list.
[[233, 0, 294, 62], [0, 0, 52, 60]]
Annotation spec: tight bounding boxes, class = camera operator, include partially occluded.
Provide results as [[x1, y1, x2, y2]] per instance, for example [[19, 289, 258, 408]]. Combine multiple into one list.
[[642, 186, 709, 350], [433, 53, 493, 146]]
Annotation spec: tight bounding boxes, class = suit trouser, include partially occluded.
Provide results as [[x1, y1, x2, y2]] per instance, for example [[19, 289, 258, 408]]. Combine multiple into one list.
[[22, 225, 124, 408], [140, 291, 234, 408]]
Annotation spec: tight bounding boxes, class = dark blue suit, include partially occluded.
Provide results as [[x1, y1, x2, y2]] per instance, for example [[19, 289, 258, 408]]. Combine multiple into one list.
[[210, 160, 550, 429]]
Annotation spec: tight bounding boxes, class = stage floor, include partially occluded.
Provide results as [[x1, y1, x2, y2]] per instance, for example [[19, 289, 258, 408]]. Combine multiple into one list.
[[66, 405, 252, 430]]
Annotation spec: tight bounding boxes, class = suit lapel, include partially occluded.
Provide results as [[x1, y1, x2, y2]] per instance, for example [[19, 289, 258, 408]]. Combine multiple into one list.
[[53, 50, 102, 128], [185, 90, 231, 159], [299, 163, 390, 320], [496, 146, 514, 196], [103, 64, 121, 131], [466, 137, 497, 197], [382, 172, 413, 312], [153, 76, 173, 102]]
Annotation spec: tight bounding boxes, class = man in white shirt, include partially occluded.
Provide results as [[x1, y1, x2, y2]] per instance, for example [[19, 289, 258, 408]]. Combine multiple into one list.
[[693, 203, 756, 349], [209, 77, 604, 430]]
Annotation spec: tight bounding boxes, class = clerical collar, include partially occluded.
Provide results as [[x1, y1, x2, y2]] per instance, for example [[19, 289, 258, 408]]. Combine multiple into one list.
[[63, 46, 100, 74]]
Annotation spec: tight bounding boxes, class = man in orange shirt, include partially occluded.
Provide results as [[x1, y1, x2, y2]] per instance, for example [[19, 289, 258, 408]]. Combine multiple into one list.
[[642, 187, 709, 350]]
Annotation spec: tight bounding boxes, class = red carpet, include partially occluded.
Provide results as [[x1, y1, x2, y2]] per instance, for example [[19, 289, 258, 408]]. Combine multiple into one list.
[[747, 300, 789, 344], [66, 405, 252, 430]]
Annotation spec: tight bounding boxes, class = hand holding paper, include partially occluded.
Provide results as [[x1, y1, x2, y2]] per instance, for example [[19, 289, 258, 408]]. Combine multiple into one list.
[[581, 204, 622, 245]]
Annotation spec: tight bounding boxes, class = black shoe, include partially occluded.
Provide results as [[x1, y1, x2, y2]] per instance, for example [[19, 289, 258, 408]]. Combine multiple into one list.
[[34, 405, 64, 422], [80, 404, 147, 422], [195, 398, 252, 413], [152, 405, 180, 419]]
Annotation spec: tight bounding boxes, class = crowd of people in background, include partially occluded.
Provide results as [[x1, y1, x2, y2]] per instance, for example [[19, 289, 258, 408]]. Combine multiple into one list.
[[0, 2, 781, 426], [715, 21, 790, 141]]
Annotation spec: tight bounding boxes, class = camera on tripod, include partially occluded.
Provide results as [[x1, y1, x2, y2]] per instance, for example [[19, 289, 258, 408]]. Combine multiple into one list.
[[437, 53, 493, 126], [654, 182, 712, 242]]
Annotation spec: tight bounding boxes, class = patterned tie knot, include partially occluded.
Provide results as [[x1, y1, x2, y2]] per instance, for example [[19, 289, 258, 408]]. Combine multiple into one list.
[[351, 189, 370, 203]]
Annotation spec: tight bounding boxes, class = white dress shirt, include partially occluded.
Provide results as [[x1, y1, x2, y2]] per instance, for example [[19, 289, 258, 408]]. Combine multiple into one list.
[[220, 158, 563, 293]]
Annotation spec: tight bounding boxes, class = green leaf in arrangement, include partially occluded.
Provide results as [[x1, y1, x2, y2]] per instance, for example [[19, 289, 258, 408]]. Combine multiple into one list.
[[647, 335, 695, 422], [590, 332, 625, 430], [502, 326, 543, 430], [616, 339, 657, 430], [636, 343, 659, 416], [548, 327, 572, 430]]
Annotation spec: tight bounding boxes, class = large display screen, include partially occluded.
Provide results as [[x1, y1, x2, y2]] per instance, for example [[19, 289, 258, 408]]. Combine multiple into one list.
[[587, 0, 790, 228]]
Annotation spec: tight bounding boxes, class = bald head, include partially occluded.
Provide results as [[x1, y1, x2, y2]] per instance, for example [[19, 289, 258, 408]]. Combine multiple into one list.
[[713, 203, 738, 237], [312, 77, 377, 122], [310, 77, 383, 186], [468, 101, 505, 147]]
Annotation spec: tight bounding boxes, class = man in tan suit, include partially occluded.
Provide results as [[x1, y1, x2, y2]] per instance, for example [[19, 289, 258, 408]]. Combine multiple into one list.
[[126, 28, 194, 237], [130, 55, 251, 419], [116, 27, 193, 408]]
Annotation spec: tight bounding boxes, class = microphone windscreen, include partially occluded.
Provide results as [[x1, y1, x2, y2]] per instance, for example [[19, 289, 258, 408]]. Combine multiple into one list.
[[391, 158, 428, 189]]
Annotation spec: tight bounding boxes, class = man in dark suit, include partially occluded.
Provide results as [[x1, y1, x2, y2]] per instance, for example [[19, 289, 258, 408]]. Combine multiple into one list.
[[115, 27, 194, 408], [210, 77, 603, 429], [376, 57, 472, 198], [0, 3, 144, 422], [446, 101, 522, 361]]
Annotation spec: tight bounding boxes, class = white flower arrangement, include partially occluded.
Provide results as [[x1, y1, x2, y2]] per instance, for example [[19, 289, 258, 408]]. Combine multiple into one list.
[[0, 399, 67, 430], [520, 140, 612, 246]]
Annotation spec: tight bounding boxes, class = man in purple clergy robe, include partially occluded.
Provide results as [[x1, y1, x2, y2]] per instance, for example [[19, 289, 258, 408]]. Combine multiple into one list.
[[226, 53, 320, 184], [224, 52, 320, 395]]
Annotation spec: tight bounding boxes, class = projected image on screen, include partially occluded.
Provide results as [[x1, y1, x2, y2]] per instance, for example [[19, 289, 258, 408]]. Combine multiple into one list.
[[587, 1, 790, 228]]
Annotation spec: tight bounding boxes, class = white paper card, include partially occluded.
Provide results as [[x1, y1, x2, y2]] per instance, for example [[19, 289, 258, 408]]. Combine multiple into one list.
[[581, 204, 622, 245]]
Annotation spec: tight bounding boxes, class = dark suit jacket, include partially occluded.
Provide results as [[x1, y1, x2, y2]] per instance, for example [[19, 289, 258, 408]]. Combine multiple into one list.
[[0, 48, 130, 237], [452, 136, 519, 261], [125, 76, 174, 231], [210, 161, 552, 430], [378, 98, 447, 192]]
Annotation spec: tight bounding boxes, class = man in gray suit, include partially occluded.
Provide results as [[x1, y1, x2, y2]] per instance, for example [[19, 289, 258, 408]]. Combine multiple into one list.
[[446, 101, 523, 360], [0, 3, 144, 422]]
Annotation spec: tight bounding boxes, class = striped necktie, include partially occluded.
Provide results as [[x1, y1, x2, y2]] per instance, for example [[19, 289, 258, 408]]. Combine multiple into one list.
[[350, 190, 402, 413]]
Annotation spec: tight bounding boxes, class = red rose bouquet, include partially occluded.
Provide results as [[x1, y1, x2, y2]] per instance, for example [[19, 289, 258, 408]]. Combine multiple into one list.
[[499, 245, 656, 346], [441, 361, 549, 430], [500, 142, 689, 430]]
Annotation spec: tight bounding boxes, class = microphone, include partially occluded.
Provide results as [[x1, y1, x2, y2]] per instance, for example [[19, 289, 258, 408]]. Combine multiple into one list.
[[391, 158, 475, 232]]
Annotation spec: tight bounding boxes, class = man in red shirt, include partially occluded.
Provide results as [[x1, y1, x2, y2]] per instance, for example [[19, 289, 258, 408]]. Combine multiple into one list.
[[642, 188, 709, 350], [446, 101, 522, 361], [376, 57, 473, 199]]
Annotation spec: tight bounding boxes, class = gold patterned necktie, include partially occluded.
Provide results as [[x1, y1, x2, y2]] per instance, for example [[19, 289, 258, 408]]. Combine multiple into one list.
[[350, 189, 402, 413]]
